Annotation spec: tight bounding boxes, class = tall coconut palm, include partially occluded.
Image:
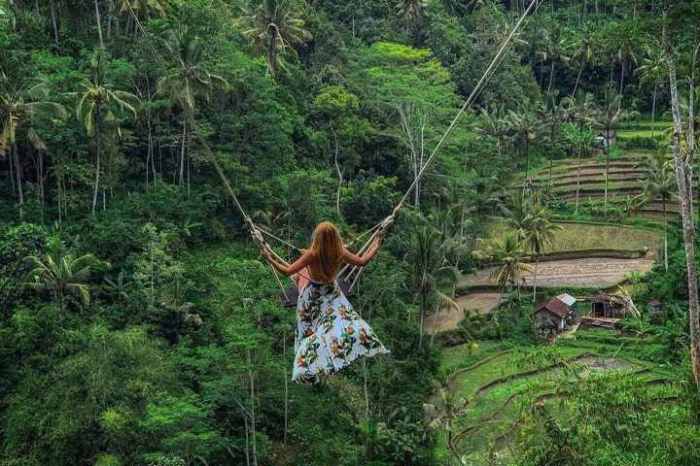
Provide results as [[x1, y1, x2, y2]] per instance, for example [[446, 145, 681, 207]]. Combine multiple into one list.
[[94, 0, 105, 48], [157, 28, 228, 190], [0, 76, 67, 217], [487, 233, 532, 299], [507, 105, 541, 178], [474, 106, 509, 158], [26, 240, 105, 312], [570, 31, 596, 97], [398, 0, 428, 42], [75, 50, 138, 215], [563, 92, 597, 212], [636, 44, 666, 138], [537, 28, 570, 95], [614, 23, 639, 100], [424, 382, 464, 465], [242, 0, 312, 78], [537, 97, 567, 188], [593, 90, 636, 212], [118, 0, 168, 20], [117, 0, 169, 37], [639, 152, 675, 271], [411, 226, 460, 349], [519, 204, 561, 301]]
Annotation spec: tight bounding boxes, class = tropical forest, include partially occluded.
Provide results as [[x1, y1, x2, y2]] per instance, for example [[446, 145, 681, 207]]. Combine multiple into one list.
[[2, 0, 700, 465]]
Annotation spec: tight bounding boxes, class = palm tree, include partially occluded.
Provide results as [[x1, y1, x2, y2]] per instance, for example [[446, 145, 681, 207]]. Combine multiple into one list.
[[94, 0, 105, 48], [118, 0, 168, 20], [117, 0, 169, 37], [563, 93, 597, 213], [614, 23, 639, 100], [636, 44, 666, 138], [570, 31, 596, 97], [507, 105, 541, 178], [639, 152, 675, 271], [474, 106, 509, 158], [157, 28, 228, 190], [519, 204, 561, 301], [242, 0, 312, 78], [491, 234, 532, 299], [398, 0, 428, 42], [424, 382, 464, 464], [593, 89, 635, 212], [411, 226, 460, 349], [75, 50, 138, 215], [476, 233, 532, 299], [0, 76, 67, 217], [537, 97, 567, 188], [26, 240, 105, 312], [537, 28, 570, 95]]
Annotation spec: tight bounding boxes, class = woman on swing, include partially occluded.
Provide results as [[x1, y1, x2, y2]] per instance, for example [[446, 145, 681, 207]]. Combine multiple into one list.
[[260, 221, 390, 385]]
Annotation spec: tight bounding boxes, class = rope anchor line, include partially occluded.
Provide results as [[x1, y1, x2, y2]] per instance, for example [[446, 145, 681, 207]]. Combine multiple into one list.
[[203, 0, 542, 297]]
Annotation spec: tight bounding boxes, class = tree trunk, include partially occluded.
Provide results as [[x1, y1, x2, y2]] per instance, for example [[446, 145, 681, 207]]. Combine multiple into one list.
[[572, 60, 585, 97], [8, 144, 15, 196], [418, 293, 426, 349], [268, 31, 278, 77], [604, 141, 610, 214], [92, 108, 102, 216], [547, 61, 555, 95], [333, 130, 343, 217], [49, 0, 60, 49], [619, 60, 625, 98], [651, 82, 658, 139], [247, 349, 258, 466], [146, 105, 153, 189], [663, 196, 668, 272], [525, 138, 530, 177], [94, 0, 105, 49], [532, 257, 538, 302], [12, 144, 24, 219], [283, 332, 289, 446], [187, 151, 191, 198], [243, 415, 250, 466], [666, 43, 700, 389], [179, 118, 186, 188], [575, 142, 581, 213]]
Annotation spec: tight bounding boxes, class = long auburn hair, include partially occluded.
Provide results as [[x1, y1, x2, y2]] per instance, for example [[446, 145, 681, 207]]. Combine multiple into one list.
[[308, 222, 344, 282]]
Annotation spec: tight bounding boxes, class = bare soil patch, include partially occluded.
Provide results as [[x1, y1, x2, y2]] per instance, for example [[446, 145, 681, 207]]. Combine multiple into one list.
[[462, 256, 655, 289], [425, 292, 503, 334]]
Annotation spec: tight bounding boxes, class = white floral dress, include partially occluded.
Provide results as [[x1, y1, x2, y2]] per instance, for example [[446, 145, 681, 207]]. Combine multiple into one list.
[[292, 280, 390, 384]]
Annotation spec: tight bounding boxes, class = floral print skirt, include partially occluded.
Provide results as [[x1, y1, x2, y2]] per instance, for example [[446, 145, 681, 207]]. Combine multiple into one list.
[[292, 280, 390, 384]]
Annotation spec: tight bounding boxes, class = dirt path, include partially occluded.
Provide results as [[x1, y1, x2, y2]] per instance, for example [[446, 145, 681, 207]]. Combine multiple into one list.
[[424, 292, 503, 334], [461, 256, 655, 290]]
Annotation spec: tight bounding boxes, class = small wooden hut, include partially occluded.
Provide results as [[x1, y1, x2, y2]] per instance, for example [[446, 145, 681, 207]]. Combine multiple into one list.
[[590, 293, 639, 319], [534, 294, 577, 337]]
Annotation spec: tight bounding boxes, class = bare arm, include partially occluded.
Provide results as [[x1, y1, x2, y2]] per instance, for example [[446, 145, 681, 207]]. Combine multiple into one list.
[[342, 234, 383, 267], [262, 248, 313, 277]]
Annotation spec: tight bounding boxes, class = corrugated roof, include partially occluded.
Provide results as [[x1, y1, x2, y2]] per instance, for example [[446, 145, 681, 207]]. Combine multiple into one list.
[[556, 293, 576, 306], [535, 298, 572, 319]]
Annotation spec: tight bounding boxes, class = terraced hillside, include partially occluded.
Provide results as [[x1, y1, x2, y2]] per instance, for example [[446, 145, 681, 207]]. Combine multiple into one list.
[[428, 132, 670, 334], [522, 149, 694, 219], [433, 331, 679, 464], [425, 222, 662, 334]]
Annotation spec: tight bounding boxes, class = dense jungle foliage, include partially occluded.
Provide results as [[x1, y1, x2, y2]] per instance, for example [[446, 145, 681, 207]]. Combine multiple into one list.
[[2, 0, 700, 465]]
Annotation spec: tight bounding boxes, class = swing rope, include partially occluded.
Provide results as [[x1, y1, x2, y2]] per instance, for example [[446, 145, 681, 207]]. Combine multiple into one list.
[[124, 0, 542, 297], [340, 0, 542, 291], [124, 3, 293, 296]]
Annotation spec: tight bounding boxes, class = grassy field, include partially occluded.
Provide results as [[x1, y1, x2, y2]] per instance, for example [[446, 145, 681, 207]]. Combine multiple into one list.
[[484, 221, 662, 254]]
